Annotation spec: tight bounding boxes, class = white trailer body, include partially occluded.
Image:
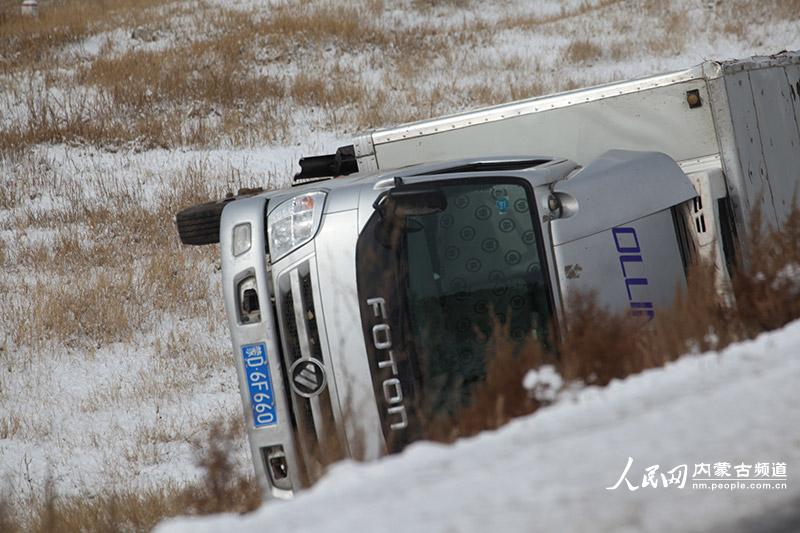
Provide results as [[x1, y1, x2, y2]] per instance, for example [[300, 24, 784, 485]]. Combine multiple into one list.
[[353, 51, 800, 240]]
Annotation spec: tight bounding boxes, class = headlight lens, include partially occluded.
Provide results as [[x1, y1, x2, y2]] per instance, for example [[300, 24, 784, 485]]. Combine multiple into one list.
[[268, 191, 326, 260]]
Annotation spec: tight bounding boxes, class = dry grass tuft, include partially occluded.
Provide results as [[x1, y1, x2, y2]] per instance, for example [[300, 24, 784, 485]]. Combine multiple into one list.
[[1, 417, 259, 533], [564, 39, 602, 64], [182, 418, 261, 516], [557, 292, 643, 386], [502, 0, 623, 30], [643, 260, 738, 360], [424, 318, 548, 441], [289, 69, 363, 108], [0, 0, 166, 71], [731, 207, 800, 335], [0, 157, 244, 351], [264, 3, 368, 47], [429, 204, 800, 441]]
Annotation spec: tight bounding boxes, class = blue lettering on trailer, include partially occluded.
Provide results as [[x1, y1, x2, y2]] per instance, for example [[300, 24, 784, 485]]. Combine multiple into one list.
[[241, 343, 278, 428], [612, 227, 655, 320]]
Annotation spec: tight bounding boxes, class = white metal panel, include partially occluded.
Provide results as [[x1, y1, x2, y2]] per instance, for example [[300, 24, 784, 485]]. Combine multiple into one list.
[[553, 209, 686, 316], [313, 211, 385, 460], [372, 80, 718, 170], [786, 64, 800, 127], [784, 63, 800, 206], [705, 76, 749, 232], [716, 51, 800, 77], [723, 71, 779, 228], [551, 150, 697, 245], [749, 67, 800, 226], [372, 67, 703, 143]]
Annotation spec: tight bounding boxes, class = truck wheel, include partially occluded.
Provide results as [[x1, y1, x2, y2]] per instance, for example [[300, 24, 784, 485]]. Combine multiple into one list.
[[175, 198, 231, 245]]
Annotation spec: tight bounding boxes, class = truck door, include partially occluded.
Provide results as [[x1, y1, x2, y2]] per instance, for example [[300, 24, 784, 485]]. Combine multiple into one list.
[[548, 150, 697, 319]]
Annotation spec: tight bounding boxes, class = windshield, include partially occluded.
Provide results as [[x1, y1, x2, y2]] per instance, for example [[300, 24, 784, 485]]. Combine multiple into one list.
[[356, 179, 552, 451]]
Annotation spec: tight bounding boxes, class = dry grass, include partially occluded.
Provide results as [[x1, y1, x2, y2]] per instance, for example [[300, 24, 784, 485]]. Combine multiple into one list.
[[183, 418, 260, 516], [1, 0, 438, 153], [730, 207, 800, 334], [0, 0, 168, 71], [423, 319, 548, 441], [709, 0, 800, 37], [0, 143, 250, 531], [0, 1, 453, 153], [0, 0, 634, 155], [0, 418, 259, 533], [3, 0, 797, 154], [0, 153, 257, 352], [500, 0, 624, 30], [564, 39, 603, 64], [264, 3, 371, 46], [429, 205, 800, 441], [289, 69, 363, 108]]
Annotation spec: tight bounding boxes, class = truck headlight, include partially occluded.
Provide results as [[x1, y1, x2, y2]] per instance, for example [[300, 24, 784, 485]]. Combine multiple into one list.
[[268, 191, 326, 260]]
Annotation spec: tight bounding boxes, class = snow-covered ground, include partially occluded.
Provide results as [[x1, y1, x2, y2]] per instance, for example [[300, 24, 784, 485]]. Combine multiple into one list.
[[158, 320, 800, 533], [1, 0, 799, 528]]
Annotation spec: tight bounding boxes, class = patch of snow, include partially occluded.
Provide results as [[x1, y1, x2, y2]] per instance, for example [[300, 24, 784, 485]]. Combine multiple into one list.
[[158, 320, 800, 533], [522, 364, 563, 403]]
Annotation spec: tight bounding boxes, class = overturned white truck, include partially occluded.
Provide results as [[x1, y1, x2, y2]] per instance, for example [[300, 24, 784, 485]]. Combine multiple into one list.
[[176, 51, 800, 498]]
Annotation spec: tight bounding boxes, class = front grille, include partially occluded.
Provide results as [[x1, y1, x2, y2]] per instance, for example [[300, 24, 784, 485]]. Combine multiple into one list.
[[300, 273, 324, 362], [276, 261, 344, 484], [282, 290, 301, 361]]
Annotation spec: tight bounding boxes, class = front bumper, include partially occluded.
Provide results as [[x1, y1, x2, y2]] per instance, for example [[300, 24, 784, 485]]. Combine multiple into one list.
[[220, 197, 347, 499]]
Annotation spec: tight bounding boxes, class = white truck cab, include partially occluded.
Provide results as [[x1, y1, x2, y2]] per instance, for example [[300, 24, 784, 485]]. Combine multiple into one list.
[[176, 51, 800, 498]]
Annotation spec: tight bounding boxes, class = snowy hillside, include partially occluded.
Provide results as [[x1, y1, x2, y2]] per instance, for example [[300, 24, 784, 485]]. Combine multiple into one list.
[[158, 321, 800, 533], [2, 0, 800, 530]]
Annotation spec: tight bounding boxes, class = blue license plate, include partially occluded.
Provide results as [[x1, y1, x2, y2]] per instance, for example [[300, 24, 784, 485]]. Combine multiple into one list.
[[241, 343, 278, 428]]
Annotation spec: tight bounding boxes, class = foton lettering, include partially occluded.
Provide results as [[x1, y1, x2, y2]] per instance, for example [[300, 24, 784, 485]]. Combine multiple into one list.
[[366, 297, 409, 430]]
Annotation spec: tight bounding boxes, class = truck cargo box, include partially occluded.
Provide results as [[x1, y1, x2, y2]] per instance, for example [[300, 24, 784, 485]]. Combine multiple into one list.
[[350, 51, 800, 236]]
